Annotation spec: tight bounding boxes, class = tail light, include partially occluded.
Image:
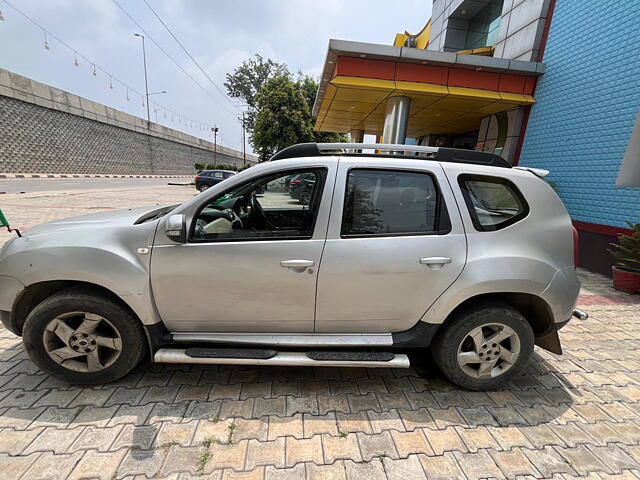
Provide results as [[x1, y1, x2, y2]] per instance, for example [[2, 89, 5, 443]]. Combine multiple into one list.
[[291, 180, 302, 184], [195, 176, 202, 181]]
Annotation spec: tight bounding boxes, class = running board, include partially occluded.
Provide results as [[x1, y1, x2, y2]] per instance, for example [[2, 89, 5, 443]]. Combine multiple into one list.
[[154, 348, 410, 368]]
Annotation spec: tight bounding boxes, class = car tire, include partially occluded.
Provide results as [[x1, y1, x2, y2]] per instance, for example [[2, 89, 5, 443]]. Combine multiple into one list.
[[199, 184, 210, 192], [22, 287, 148, 385], [298, 191, 311, 205], [431, 303, 534, 391]]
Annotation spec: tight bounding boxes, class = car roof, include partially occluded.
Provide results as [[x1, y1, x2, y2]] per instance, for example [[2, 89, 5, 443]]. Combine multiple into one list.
[[202, 170, 236, 174]]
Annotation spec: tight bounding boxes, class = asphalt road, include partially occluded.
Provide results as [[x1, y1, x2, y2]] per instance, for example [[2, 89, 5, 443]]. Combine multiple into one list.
[[0, 176, 194, 194]]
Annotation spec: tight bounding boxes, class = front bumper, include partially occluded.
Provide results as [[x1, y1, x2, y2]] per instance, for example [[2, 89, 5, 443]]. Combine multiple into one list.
[[0, 275, 25, 335]]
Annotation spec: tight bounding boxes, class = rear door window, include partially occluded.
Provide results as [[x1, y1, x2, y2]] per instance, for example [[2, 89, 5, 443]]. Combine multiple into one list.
[[458, 174, 529, 231], [341, 169, 450, 237]]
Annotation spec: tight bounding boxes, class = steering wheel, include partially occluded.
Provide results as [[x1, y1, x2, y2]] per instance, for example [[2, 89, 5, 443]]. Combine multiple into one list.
[[248, 193, 269, 229]]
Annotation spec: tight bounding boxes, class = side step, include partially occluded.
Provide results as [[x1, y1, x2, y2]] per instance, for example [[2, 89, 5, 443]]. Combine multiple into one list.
[[154, 348, 410, 368]]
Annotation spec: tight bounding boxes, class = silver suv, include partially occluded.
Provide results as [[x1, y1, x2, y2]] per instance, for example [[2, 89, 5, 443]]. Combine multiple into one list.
[[0, 143, 586, 390]]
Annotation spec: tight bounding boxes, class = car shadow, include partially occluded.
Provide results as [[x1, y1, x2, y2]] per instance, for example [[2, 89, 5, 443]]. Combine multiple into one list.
[[0, 336, 578, 468]]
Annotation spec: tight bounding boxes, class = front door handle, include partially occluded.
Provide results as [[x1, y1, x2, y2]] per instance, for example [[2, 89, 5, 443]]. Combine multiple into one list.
[[419, 257, 452, 269], [281, 259, 315, 269]]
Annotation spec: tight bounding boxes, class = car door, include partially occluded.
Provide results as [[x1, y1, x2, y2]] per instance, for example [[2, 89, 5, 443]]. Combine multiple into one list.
[[315, 158, 467, 333], [150, 160, 337, 333]]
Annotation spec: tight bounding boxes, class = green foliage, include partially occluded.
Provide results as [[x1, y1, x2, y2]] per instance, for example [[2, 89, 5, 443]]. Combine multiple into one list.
[[252, 74, 346, 160], [608, 222, 640, 273], [224, 54, 288, 134], [226, 55, 346, 161]]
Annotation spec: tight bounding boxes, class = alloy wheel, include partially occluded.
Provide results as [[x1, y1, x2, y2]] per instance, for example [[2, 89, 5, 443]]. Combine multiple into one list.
[[456, 322, 520, 379], [43, 312, 123, 373]]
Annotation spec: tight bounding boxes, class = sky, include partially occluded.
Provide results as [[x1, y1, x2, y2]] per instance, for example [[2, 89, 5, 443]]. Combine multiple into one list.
[[0, 0, 431, 153]]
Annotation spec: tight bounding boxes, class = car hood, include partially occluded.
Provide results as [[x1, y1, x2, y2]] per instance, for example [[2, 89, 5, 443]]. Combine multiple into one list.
[[23, 205, 169, 236]]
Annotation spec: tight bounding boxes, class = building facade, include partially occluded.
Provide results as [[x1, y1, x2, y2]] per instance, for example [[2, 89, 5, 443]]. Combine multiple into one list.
[[313, 0, 640, 275]]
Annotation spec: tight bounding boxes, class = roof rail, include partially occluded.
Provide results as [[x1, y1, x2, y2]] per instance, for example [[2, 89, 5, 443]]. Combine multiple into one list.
[[269, 143, 511, 168]]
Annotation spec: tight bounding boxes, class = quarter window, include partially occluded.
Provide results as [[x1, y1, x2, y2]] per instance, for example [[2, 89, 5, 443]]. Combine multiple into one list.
[[341, 169, 447, 237], [458, 174, 529, 231]]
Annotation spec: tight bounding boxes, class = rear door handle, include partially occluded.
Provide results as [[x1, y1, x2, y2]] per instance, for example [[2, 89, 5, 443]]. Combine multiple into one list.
[[419, 257, 452, 269], [281, 259, 315, 268]]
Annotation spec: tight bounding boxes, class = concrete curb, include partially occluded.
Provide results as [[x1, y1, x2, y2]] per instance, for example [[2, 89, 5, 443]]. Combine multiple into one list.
[[0, 174, 194, 179]]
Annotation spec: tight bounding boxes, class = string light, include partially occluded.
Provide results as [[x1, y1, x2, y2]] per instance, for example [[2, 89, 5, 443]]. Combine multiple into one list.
[[2, 0, 222, 145]]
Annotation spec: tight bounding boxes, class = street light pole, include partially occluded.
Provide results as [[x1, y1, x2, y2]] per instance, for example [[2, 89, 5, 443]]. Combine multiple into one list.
[[211, 126, 219, 167], [241, 111, 247, 166], [134, 33, 151, 125]]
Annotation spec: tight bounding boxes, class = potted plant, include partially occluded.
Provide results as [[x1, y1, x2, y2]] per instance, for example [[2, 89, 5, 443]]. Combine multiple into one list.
[[608, 222, 640, 293]]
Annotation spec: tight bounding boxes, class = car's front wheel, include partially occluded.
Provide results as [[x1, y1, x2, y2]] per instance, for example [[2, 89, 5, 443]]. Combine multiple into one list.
[[431, 303, 534, 390], [22, 287, 148, 385]]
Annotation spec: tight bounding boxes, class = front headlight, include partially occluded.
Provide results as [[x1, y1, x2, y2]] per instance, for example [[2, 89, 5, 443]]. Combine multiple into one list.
[[0, 236, 17, 260]]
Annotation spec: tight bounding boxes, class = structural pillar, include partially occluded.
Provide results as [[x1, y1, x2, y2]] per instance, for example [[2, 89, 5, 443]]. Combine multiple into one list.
[[348, 129, 364, 153], [349, 129, 364, 143], [382, 96, 411, 144]]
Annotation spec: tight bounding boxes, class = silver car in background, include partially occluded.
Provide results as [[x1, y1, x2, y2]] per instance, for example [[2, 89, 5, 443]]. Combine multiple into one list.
[[0, 143, 585, 390]]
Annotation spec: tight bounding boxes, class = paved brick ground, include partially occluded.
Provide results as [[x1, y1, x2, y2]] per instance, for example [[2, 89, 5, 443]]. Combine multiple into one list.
[[0, 185, 639, 479]]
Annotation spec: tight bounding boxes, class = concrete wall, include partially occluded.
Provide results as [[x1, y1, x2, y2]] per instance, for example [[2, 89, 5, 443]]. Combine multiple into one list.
[[0, 69, 257, 174]]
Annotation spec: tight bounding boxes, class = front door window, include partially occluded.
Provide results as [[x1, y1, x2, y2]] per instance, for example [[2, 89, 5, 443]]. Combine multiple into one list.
[[192, 168, 326, 241]]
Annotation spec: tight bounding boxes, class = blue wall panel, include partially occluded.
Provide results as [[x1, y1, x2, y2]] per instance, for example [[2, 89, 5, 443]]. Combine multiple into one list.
[[519, 0, 640, 228]]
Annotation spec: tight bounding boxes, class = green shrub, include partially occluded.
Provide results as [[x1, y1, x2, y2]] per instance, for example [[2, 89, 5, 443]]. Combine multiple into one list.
[[608, 222, 640, 273]]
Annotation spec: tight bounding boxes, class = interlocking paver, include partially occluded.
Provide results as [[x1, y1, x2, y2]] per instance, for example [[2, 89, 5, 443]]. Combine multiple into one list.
[[286, 435, 323, 467], [267, 413, 303, 440], [384, 454, 427, 480], [390, 428, 434, 457], [0, 426, 44, 454], [457, 425, 502, 452], [1, 187, 640, 479], [418, 451, 466, 479], [322, 432, 362, 463], [246, 437, 286, 470], [343, 458, 386, 480], [21, 450, 84, 479], [69, 449, 127, 480], [454, 449, 506, 479], [306, 460, 347, 480], [556, 445, 612, 475], [490, 447, 541, 479]]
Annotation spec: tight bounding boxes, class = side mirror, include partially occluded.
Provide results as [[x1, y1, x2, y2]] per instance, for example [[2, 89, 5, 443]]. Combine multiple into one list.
[[165, 214, 187, 243]]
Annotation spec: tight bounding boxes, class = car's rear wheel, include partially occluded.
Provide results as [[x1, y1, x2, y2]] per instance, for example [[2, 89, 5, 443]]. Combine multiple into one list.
[[431, 303, 534, 390], [22, 287, 148, 385], [199, 184, 210, 192]]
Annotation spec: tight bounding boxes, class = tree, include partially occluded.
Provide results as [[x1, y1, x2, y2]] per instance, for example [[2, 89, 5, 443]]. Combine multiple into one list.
[[252, 74, 313, 160], [251, 74, 346, 160], [298, 75, 346, 144], [224, 54, 288, 134]]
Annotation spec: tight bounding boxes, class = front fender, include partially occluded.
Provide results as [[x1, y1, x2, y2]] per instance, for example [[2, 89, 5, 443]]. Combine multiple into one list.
[[0, 223, 160, 325]]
